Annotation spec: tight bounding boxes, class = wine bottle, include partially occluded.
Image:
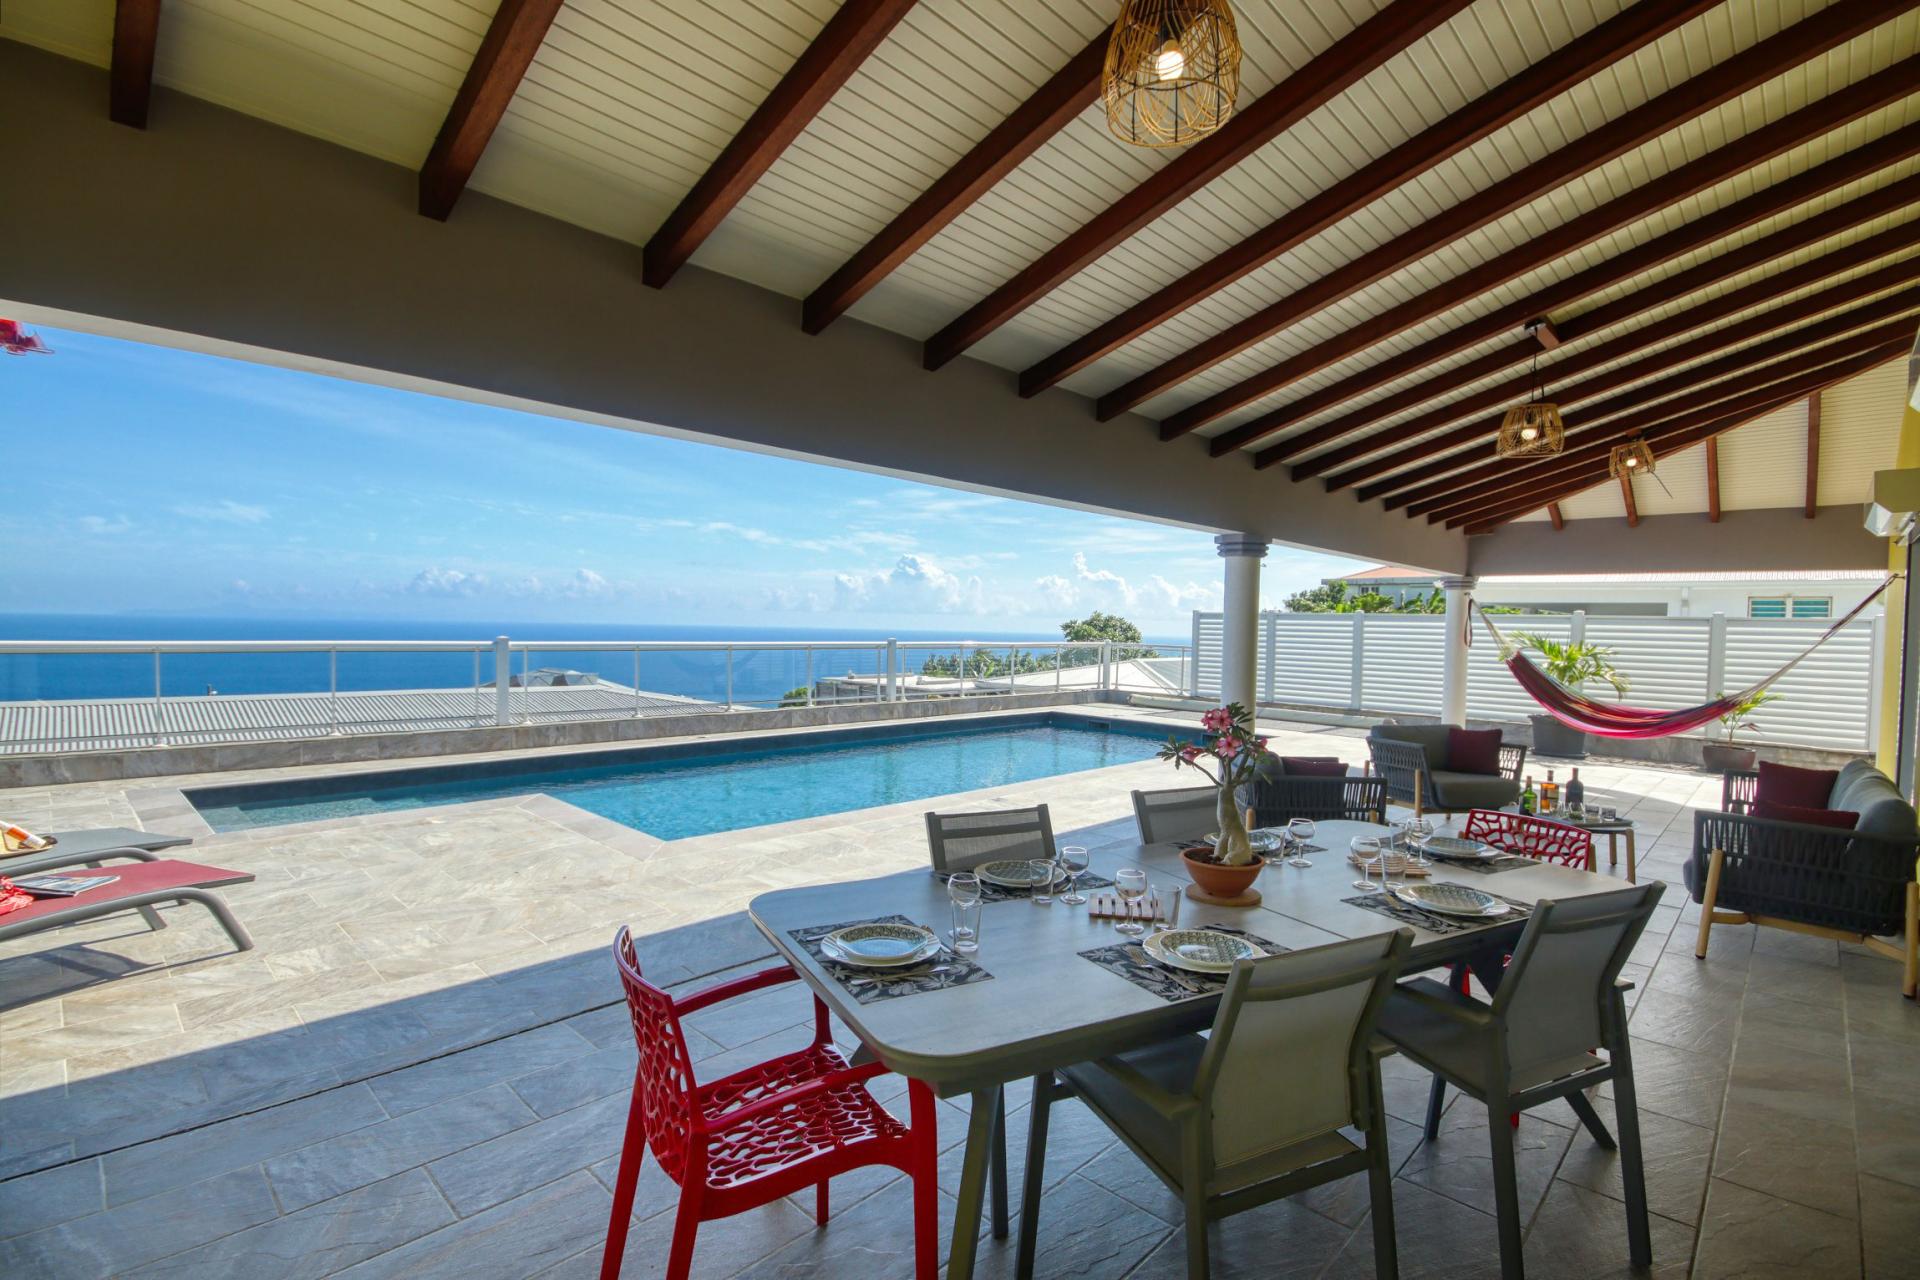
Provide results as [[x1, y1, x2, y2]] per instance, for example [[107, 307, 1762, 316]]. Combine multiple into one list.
[[1542, 769, 1559, 813], [1520, 775, 1537, 816], [1566, 768, 1585, 813]]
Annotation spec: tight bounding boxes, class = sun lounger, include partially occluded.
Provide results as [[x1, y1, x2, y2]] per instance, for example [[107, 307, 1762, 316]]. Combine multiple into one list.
[[0, 858, 254, 953], [1, 828, 197, 928]]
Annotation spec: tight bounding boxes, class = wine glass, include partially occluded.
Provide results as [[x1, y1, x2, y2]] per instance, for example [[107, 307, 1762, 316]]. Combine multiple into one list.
[[1403, 815, 1434, 868], [1285, 818, 1315, 868], [1058, 845, 1090, 905], [1114, 868, 1149, 937], [948, 872, 982, 952], [1350, 836, 1384, 894]]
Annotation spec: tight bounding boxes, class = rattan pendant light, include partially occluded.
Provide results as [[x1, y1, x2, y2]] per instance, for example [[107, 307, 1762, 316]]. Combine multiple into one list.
[[1609, 435, 1656, 479], [1103, 0, 1241, 148], [1495, 346, 1565, 460]]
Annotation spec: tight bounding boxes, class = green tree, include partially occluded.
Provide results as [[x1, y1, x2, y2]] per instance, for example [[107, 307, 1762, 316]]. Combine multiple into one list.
[[1059, 612, 1157, 664], [779, 686, 811, 707]]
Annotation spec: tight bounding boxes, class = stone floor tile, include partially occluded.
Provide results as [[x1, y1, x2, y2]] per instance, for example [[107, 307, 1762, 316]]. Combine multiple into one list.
[[1396, 1105, 1573, 1224], [333, 1169, 614, 1280], [509, 1041, 637, 1118], [1854, 1085, 1920, 1193], [0, 1167, 278, 1279], [1694, 1177, 1860, 1279], [124, 1169, 455, 1279], [102, 1083, 387, 1206], [1523, 1178, 1693, 1278], [0, 1156, 102, 1240], [264, 1083, 537, 1212], [1554, 1097, 1715, 1227], [366, 1021, 595, 1115], [1320, 1179, 1505, 1279], [1861, 1173, 1920, 1280], [427, 1090, 629, 1216], [1122, 1192, 1351, 1279], [1598, 1037, 1729, 1130]]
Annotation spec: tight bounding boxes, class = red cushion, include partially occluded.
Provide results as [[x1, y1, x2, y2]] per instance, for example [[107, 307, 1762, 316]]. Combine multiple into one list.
[[1447, 728, 1505, 776], [1751, 801, 1859, 830], [1281, 757, 1348, 777], [1754, 761, 1839, 810]]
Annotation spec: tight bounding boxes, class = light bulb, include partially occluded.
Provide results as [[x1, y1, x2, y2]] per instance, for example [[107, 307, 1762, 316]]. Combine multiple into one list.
[[1154, 41, 1186, 81], [1625, 455, 1639, 468], [1519, 425, 1538, 442]]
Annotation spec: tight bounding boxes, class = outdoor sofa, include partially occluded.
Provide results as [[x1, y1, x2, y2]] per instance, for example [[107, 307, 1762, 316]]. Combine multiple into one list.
[[1690, 759, 1919, 996], [1366, 724, 1526, 817]]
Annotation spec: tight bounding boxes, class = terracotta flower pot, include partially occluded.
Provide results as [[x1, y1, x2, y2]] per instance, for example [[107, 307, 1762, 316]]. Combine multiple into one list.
[[1181, 848, 1263, 900]]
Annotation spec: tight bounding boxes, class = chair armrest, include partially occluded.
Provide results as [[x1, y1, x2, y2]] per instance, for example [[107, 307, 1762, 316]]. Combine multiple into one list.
[[1393, 977, 1495, 1030], [1720, 769, 1759, 815], [673, 965, 799, 1016], [1084, 1056, 1203, 1121], [3, 845, 162, 873], [704, 1059, 890, 1136]]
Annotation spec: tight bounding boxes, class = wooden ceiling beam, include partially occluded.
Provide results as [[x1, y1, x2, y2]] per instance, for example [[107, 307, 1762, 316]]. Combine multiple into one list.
[[1311, 187, 1920, 491], [418, 0, 564, 221], [1343, 246, 1920, 503], [110, 0, 162, 129], [1014, 0, 1712, 397], [920, 0, 1473, 371], [1706, 438, 1722, 522], [1417, 321, 1919, 522], [1806, 394, 1823, 518], [803, 32, 1107, 335], [1169, 31, 1920, 445], [1251, 128, 1920, 471], [1619, 471, 1640, 526], [1447, 342, 1905, 529], [643, 0, 918, 288], [1463, 346, 1904, 532]]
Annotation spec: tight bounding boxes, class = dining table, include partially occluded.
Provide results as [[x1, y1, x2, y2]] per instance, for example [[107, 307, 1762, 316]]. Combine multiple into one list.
[[746, 818, 1642, 1280]]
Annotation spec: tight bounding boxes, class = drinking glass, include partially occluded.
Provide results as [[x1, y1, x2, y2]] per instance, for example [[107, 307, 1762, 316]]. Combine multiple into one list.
[[1150, 882, 1182, 929], [1114, 868, 1149, 937], [1058, 846, 1090, 905], [1285, 818, 1315, 868], [948, 872, 982, 952], [1403, 816, 1434, 868], [1029, 858, 1056, 906], [1350, 836, 1384, 894]]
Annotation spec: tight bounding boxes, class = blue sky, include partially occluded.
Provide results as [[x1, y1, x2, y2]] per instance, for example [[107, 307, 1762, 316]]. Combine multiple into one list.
[[2, 323, 1370, 633]]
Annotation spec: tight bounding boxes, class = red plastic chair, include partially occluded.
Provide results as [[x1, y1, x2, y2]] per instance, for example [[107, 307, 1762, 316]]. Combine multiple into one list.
[[1460, 808, 1595, 871], [600, 927, 940, 1280]]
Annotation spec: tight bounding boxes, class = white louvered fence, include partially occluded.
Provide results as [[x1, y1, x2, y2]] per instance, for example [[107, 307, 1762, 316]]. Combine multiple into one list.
[[1188, 610, 1884, 753]]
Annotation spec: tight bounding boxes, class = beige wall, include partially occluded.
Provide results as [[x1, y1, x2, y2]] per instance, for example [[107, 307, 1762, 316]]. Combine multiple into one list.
[[1466, 505, 1888, 575], [0, 42, 1465, 572]]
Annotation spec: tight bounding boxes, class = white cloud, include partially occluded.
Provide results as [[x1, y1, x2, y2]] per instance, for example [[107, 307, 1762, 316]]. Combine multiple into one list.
[[406, 566, 487, 597], [833, 554, 984, 615], [77, 514, 132, 535], [1034, 552, 1218, 619], [173, 499, 269, 524]]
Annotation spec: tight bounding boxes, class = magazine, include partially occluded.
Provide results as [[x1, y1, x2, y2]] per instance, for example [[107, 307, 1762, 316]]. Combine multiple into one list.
[[11, 874, 118, 897]]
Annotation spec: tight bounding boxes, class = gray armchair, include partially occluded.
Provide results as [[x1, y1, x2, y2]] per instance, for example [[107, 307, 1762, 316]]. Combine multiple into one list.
[[1367, 724, 1524, 816], [1018, 930, 1412, 1279], [923, 804, 1055, 874], [1377, 883, 1664, 1279], [1130, 786, 1217, 845]]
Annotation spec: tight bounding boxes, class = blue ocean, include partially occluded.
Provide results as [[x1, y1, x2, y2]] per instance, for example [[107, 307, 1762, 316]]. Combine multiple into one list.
[[0, 614, 1181, 708]]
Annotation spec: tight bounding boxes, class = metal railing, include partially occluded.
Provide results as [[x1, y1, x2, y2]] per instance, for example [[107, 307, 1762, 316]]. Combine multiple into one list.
[[0, 637, 1196, 754]]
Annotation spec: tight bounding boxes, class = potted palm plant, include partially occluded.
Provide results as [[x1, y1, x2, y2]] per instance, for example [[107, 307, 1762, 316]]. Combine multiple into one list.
[[1159, 703, 1271, 899], [1513, 632, 1631, 760], [1701, 689, 1781, 773]]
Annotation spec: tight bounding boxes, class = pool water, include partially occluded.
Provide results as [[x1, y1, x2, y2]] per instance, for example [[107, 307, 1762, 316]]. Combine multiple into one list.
[[188, 716, 1167, 838]]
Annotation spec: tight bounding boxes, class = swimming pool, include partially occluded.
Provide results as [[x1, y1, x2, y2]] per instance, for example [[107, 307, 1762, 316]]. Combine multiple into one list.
[[186, 714, 1169, 838]]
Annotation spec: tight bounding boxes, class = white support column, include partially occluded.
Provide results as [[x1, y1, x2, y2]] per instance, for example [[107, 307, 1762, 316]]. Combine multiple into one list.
[[1216, 535, 1269, 716], [1438, 577, 1475, 727], [493, 636, 511, 726]]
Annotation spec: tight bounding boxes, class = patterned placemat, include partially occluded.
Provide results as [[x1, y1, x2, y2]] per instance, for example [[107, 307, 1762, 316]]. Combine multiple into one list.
[[940, 870, 1116, 903], [1390, 836, 1535, 875], [1079, 923, 1290, 1003], [789, 914, 992, 1005], [1339, 889, 1535, 935]]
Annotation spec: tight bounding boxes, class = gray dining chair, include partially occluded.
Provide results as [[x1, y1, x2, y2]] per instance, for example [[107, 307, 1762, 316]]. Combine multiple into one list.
[[923, 804, 1058, 1240], [1130, 786, 1217, 845], [924, 804, 1055, 873], [1376, 882, 1665, 1280], [1018, 929, 1413, 1280]]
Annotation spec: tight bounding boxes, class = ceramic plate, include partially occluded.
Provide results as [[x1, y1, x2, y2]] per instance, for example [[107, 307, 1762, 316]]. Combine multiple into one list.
[[1424, 836, 1500, 859], [820, 923, 942, 968], [1142, 928, 1264, 974], [975, 859, 1057, 888], [1396, 883, 1509, 918]]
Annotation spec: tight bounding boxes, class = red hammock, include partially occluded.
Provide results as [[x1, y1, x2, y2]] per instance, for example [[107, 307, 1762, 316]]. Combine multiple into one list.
[[1478, 578, 1894, 739]]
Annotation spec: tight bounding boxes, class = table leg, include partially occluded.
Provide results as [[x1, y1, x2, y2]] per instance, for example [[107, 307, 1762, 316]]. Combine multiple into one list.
[[945, 1088, 1000, 1280], [1626, 830, 1637, 884], [989, 1086, 1009, 1239], [1608, 832, 1618, 869]]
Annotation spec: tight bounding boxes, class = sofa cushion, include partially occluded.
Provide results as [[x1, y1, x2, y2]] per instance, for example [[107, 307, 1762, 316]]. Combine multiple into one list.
[[1755, 761, 1839, 810], [1447, 728, 1504, 776], [1751, 801, 1860, 829], [1829, 758, 1878, 808], [1371, 724, 1452, 773], [1281, 757, 1348, 777], [1427, 770, 1520, 810], [1838, 772, 1919, 841]]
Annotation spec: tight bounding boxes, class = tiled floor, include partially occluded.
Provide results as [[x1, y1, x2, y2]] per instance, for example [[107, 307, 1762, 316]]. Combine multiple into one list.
[[1, 712, 1915, 1277]]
